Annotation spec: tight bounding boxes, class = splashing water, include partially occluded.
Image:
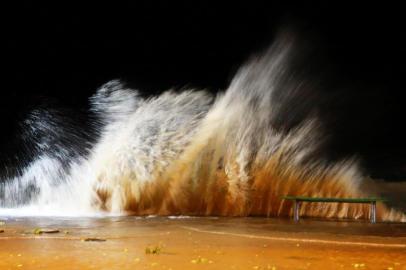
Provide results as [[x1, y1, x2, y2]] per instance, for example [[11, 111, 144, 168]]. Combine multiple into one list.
[[0, 34, 404, 221]]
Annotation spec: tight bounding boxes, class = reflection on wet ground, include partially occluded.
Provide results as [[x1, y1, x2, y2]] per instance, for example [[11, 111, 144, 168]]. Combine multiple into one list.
[[0, 216, 405, 269]]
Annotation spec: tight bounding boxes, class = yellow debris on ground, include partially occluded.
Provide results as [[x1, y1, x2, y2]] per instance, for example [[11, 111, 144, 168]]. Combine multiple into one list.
[[145, 245, 162, 255], [190, 256, 210, 264]]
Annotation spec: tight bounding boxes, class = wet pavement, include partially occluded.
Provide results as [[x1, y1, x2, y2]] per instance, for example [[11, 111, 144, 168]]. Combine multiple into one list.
[[0, 216, 405, 269]]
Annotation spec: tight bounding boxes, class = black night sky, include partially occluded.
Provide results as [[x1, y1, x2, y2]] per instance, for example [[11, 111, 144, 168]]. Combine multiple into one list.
[[1, 1, 406, 181]]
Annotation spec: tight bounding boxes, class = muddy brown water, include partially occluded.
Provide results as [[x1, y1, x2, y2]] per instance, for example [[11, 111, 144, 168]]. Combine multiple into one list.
[[0, 216, 405, 270]]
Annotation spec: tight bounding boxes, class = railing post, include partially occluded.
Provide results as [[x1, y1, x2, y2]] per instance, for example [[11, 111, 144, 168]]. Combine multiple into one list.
[[370, 201, 376, 224], [294, 200, 301, 222]]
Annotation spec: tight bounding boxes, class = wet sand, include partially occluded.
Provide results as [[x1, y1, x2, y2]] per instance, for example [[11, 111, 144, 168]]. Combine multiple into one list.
[[0, 217, 405, 270]]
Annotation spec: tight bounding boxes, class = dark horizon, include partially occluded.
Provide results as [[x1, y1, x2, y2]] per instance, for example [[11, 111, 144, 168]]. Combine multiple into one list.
[[2, 1, 406, 181]]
